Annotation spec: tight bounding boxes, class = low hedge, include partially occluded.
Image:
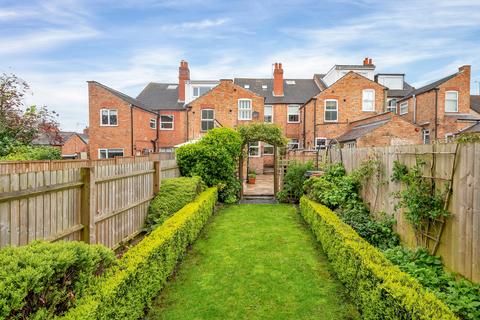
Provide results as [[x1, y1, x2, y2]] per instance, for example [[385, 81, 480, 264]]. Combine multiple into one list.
[[0, 241, 116, 319], [60, 187, 218, 320], [299, 196, 458, 320], [145, 176, 205, 233]]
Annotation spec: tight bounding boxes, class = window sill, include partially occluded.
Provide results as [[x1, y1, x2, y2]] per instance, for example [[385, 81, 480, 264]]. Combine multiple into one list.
[[160, 128, 174, 131], [100, 124, 119, 127]]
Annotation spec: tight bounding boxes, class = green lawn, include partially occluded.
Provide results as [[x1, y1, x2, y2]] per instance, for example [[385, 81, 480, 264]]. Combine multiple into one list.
[[147, 204, 359, 320]]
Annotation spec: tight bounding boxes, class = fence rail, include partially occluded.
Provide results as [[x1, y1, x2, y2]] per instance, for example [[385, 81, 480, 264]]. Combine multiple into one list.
[[0, 154, 179, 249]]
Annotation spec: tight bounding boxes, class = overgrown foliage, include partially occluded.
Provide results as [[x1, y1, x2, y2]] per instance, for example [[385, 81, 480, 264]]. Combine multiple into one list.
[[0, 144, 61, 161], [455, 133, 480, 143], [304, 162, 399, 249], [237, 123, 288, 147], [60, 188, 218, 320], [0, 73, 60, 157], [145, 177, 205, 233], [176, 128, 243, 203], [391, 158, 450, 230], [276, 161, 314, 203], [384, 246, 480, 320], [299, 197, 458, 319], [0, 241, 116, 319]]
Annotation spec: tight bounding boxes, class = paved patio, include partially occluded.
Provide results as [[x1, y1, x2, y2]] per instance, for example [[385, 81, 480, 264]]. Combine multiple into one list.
[[243, 174, 274, 196]]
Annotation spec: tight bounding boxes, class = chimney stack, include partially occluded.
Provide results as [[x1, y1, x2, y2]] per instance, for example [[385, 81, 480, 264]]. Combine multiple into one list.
[[273, 62, 284, 96], [363, 57, 374, 66], [178, 60, 190, 102], [363, 57, 369, 65]]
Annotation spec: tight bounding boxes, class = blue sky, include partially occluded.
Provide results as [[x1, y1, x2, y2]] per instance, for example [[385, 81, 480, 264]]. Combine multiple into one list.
[[1, 0, 480, 131]]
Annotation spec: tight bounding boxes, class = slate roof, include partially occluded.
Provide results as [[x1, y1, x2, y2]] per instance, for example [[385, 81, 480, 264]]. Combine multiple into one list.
[[234, 78, 321, 104], [458, 122, 480, 134], [77, 133, 89, 144], [336, 119, 389, 142], [386, 81, 415, 98], [399, 72, 459, 101], [32, 131, 85, 146], [471, 95, 480, 114], [444, 113, 480, 121], [136, 83, 185, 110]]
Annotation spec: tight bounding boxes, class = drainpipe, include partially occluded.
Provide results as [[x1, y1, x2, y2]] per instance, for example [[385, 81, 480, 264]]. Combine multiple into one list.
[[186, 108, 189, 141], [313, 98, 317, 150], [153, 111, 160, 152], [413, 94, 417, 124], [130, 105, 134, 156], [434, 88, 439, 140], [302, 104, 306, 148]]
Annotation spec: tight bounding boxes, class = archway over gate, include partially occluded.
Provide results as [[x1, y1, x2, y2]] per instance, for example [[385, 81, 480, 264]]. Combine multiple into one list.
[[237, 123, 288, 197]]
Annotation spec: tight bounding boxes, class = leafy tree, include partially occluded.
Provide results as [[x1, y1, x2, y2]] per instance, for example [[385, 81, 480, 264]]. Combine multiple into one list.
[[0, 73, 60, 157]]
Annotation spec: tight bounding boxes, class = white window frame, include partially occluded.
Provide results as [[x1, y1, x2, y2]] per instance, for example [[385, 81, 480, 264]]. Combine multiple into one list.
[[201, 109, 215, 132], [263, 143, 274, 155], [287, 105, 300, 123], [160, 115, 174, 130], [193, 86, 210, 98], [399, 101, 408, 115], [362, 89, 375, 112], [387, 98, 397, 113], [422, 129, 430, 144], [445, 133, 455, 142], [98, 148, 124, 159], [238, 99, 252, 120], [149, 118, 157, 129], [248, 141, 260, 157], [100, 109, 118, 126], [345, 141, 356, 149], [315, 137, 328, 150], [324, 99, 338, 122], [264, 105, 273, 123], [445, 91, 459, 112], [288, 138, 299, 150]]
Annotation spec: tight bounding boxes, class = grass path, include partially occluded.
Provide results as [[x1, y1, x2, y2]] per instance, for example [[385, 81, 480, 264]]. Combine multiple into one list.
[[147, 204, 359, 320]]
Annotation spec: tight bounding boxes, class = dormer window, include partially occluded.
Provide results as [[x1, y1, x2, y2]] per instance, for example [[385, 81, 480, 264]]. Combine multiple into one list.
[[362, 89, 375, 111], [244, 84, 250, 89], [193, 87, 210, 98], [262, 85, 268, 90], [445, 91, 458, 112]]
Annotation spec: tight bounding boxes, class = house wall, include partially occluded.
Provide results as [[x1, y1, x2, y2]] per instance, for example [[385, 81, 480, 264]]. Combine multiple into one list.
[[302, 72, 387, 148], [132, 107, 158, 155], [158, 110, 188, 148], [356, 116, 422, 147], [61, 135, 87, 156]]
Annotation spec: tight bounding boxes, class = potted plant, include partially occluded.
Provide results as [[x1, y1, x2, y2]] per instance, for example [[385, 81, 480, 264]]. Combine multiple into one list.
[[247, 170, 256, 184]]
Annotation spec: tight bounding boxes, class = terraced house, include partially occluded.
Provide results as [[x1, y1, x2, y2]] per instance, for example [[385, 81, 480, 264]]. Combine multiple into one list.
[[87, 59, 480, 161]]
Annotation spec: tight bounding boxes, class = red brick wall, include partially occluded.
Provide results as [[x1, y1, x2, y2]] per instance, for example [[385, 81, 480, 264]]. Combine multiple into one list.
[[356, 115, 422, 147], [158, 110, 188, 148], [61, 135, 87, 156], [302, 72, 387, 148]]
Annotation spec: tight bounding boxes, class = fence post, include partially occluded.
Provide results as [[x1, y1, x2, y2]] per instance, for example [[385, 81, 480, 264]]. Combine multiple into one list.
[[153, 160, 161, 194], [274, 146, 279, 195], [80, 167, 96, 244]]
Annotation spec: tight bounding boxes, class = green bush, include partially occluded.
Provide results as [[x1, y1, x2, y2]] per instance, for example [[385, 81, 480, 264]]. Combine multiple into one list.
[[176, 128, 242, 203], [299, 197, 458, 320], [60, 187, 218, 320], [276, 161, 314, 203], [0, 144, 61, 161], [0, 241, 116, 319], [384, 246, 480, 320], [145, 177, 205, 233]]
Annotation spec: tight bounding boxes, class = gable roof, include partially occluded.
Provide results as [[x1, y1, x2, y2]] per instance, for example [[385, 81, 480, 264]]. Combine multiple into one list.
[[88, 81, 148, 109], [136, 83, 185, 110], [32, 131, 86, 146], [336, 119, 389, 143], [399, 72, 459, 101], [77, 133, 89, 144], [471, 95, 480, 114], [234, 78, 320, 104]]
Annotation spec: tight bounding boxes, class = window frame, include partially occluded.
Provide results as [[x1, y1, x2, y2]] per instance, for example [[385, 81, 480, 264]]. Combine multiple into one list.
[[315, 137, 328, 150], [201, 109, 215, 132], [264, 105, 273, 123], [387, 98, 397, 113], [287, 104, 300, 123], [98, 148, 124, 159], [445, 91, 459, 112], [399, 101, 409, 115], [362, 89, 375, 112], [100, 109, 118, 126], [288, 138, 300, 150], [248, 141, 261, 157], [422, 129, 430, 145], [160, 115, 174, 130], [263, 143, 274, 155], [238, 98, 252, 120], [149, 118, 157, 130], [324, 99, 338, 123]]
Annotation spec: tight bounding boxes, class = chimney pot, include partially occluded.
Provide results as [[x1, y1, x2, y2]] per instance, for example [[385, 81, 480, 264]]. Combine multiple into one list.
[[369, 58, 373, 65]]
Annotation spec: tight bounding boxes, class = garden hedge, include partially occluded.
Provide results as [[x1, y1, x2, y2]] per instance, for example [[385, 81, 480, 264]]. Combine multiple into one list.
[[0, 241, 115, 319], [299, 196, 458, 320], [60, 187, 218, 320]]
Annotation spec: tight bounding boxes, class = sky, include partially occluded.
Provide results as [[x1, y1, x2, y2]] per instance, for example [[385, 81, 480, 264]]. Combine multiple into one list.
[[1, 0, 480, 131]]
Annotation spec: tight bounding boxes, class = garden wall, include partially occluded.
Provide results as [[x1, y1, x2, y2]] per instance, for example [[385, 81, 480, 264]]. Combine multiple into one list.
[[289, 143, 479, 282], [0, 154, 180, 249]]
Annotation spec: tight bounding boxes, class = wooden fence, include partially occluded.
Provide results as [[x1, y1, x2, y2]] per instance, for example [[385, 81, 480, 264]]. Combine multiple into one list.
[[0, 154, 180, 249], [285, 143, 479, 282]]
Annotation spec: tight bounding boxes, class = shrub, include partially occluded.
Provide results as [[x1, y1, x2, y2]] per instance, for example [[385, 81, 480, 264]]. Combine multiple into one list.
[[0, 144, 61, 161], [176, 128, 242, 203], [0, 241, 116, 319], [60, 188, 218, 320], [145, 176, 205, 232], [276, 161, 314, 203], [299, 197, 458, 320], [384, 246, 480, 320]]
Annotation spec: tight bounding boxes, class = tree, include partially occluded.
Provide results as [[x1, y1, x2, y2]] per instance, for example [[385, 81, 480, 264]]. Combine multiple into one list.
[[0, 73, 60, 156]]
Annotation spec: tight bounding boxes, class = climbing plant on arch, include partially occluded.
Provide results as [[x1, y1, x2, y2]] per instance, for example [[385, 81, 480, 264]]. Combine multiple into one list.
[[237, 123, 288, 148]]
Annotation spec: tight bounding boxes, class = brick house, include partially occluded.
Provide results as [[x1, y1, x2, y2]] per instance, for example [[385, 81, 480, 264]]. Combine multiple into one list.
[[33, 131, 89, 159], [396, 65, 480, 143]]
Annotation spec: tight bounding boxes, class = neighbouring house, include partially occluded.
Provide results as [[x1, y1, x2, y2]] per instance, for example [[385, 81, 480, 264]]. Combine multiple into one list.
[[32, 131, 89, 159]]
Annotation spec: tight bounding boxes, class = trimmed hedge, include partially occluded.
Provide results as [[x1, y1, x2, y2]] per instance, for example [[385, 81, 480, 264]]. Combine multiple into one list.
[[145, 176, 205, 233], [60, 187, 218, 320], [299, 197, 458, 320], [0, 241, 115, 319]]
